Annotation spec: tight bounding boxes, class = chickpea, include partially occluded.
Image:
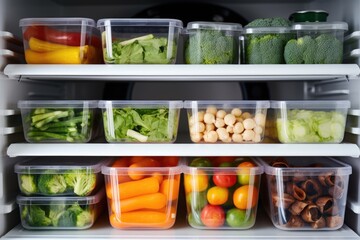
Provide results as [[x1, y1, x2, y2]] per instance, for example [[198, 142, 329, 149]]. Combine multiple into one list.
[[206, 124, 215, 132], [204, 130, 218, 143], [254, 113, 266, 127], [233, 122, 244, 134], [191, 122, 205, 133], [222, 137, 232, 143], [204, 112, 215, 124], [231, 108, 242, 117], [236, 117, 243, 123], [206, 106, 217, 115], [191, 132, 203, 143], [232, 133, 243, 143], [214, 118, 225, 128], [224, 114, 236, 126], [242, 129, 255, 141], [188, 115, 195, 127], [216, 128, 229, 141], [196, 111, 205, 122], [243, 118, 256, 130], [242, 112, 252, 119], [254, 134, 262, 143], [254, 126, 263, 135], [226, 125, 234, 134], [216, 110, 227, 119]]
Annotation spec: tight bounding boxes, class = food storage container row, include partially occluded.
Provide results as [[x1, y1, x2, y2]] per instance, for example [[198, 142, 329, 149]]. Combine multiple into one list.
[[18, 100, 350, 144], [20, 17, 348, 64]]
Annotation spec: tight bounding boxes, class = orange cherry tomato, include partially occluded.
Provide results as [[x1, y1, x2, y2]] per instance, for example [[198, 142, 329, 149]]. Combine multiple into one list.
[[233, 185, 259, 210], [184, 171, 209, 193], [206, 186, 229, 205]]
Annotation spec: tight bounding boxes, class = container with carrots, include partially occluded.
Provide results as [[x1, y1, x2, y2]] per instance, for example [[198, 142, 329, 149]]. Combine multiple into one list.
[[183, 156, 263, 229], [101, 156, 181, 229], [19, 18, 102, 64]]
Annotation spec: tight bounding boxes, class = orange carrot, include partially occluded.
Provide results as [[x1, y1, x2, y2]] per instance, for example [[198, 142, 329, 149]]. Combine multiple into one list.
[[151, 172, 164, 184], [160, 178, 180, 201], [128, 158, 161, 180], [112, 157, 130, 167], [160, 156, 180, 167], [120, 210, 168, 224], [112, 192, 166, 213]]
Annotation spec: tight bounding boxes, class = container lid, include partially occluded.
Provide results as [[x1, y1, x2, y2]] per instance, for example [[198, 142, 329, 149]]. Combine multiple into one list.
[[18, 100, 98, 109], [97, 18, 183, 28], [101, 161, 182, 175], [15, 157, 106, 174], [183, 100, 270, 109], [292, 21, 348, 31], [98, 100, 183, 109], [17, 188, 105, 205], [186, 21, 242, 31], [289, 10, 329, 23], [260, 157, 352, 176], [244, 27, 292, 34], [182, 157, 264, 175], [19, 18, 96, 27], [271, 100, 350, 109]]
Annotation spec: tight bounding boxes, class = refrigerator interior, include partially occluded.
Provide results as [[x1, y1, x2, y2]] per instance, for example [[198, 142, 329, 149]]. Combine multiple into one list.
[[1, 0, 360, 239]]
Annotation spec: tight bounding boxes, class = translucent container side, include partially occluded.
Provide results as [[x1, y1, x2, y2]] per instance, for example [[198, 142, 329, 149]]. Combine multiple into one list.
[[270, 100, 351, 109], [183, 100, 270, 109], [186, 21, 242, 31], [97, 18, 183, 28], [20, 18, 96, 27], [18, 100, 98, 109], [98, 100, 183, 109], [244, 27, 292, 34], [292, 22, 348, 31]]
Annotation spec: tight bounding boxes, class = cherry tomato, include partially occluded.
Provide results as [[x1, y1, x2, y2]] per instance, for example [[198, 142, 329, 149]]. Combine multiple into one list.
[[200, 205, 225, 227], [207, 186, 229, 205], [213, 172, 237, 188], [237, 161, 257, 185], [186, 191, 207, 211], [184, 171, 209, 193], [190, 157, 212, 167], [233, 185, 259, 210], [226, 208, 254, 228]]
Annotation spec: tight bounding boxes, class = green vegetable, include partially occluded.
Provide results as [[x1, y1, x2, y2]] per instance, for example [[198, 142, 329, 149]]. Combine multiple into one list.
[[22, 205, 52, 227], [226, 208, 254, 228], [284, 34, 343, 64], [185, 29, 236, 64], [276, 109, 346, 143], [189, 157, 212, 167], [245, 17, 293, 64], [103, 107, 177, 142], [19, 174, 38, 195], [37, 171, 67, 195], [106, 34, 175, 64], [64, 169, 96, 196], [26, 108, 93, 142]]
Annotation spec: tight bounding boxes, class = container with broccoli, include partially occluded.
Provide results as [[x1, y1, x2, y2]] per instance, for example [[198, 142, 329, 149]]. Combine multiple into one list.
[[284, 22, 348, 64], [15, 158, 105, 196], [244, 17, 293, 64], [17, 188, 105, 229], [97, 18, 183, 64], [18, 100, 97, 143], [184, 21, 242, 64]]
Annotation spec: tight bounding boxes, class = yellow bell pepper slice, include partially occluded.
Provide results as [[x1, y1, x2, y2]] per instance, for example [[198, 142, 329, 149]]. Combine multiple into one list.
[[29, 37, 74, 52], [25, 46, 90, 64]]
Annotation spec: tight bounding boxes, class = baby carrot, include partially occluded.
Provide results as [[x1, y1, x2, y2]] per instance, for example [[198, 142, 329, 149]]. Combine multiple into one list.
[[112, 192, 166, 213], [160, 178, 180, 201], [121, 210, 168, 224], [128, 158, 161, 180]]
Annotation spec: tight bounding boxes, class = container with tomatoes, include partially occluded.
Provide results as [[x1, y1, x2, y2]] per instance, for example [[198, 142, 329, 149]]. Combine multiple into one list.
[[19, 18, 102, 64], [183, 156, 264, 229], [101, 156, 181, 229]]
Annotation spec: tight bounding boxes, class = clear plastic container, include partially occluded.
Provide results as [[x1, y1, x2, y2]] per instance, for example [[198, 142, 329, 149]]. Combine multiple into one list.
[[102, 156, 181, 229], [18, 100, 97, 143], [271, 100, 350, 143], [286, 22, 348, 64], [17, 188, 105, 230], [183, 157, 263, 229], [98, 100, 182, 143], [97, 18, 183, 64], [15, 157, 107, 196], [184, 21, 242, 64], [184, 101, 270, 143], [244, 27, 294, 64], [259, 157, 351, 230], [19, 18, 102, 64]]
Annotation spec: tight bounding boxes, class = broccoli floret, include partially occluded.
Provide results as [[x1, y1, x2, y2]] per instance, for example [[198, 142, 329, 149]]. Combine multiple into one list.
[[24, 205, 52, 227], [38, 171, 67, 195], [19, 174, 38, 195], [49, 204, 67, 226], [284, 36, 317, 64], [76, 210, 93, 227], [247, 34, 285, 64], [185, 29, 235, 64], [56, 203, 85, 227], [314, 34, 343, 64], [246, 17, 291, 28], [64, 169, 96, 196]]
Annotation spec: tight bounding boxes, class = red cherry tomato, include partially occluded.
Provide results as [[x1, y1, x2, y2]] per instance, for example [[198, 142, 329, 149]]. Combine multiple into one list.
[[212, 172, 237, 188], [200, 205, 225, 228]]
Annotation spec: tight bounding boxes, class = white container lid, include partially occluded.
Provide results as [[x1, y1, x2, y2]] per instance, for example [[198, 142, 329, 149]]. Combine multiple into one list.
[[15, 157, 106, 174], [97, 18, 183, 28], [271, 100, 350, 109], [17, 188, 105, 205], [292, 21, 348, 31], [101, 161, 182, 175], [260, 157, 352, 176], [19, 18, 96, 27], [183, 100, 270, 109], [98, 100, 183, 109], [18, 100, 98, 109], [186, 21, 242, 31], [244, 27, 292, 34]]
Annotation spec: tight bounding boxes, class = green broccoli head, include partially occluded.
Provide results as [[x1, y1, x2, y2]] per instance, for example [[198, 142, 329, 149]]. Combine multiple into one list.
[[56, 203, 86, 227], [23, 205, 52, 227], [49, 204, 67, 226], [185, 29, 235, 64], [19, 174, 38, 195], [246, 17, 291, 27], [64, 170, 96, 196], [76, 210, 93, 227], [284, 36, 317, 64], [38, 171, 67, 195], [314, 34, 343, 64], [246, 34, 285, 64]]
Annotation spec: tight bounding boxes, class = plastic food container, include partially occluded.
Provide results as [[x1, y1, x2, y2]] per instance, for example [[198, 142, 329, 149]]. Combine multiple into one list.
[[184, 101, 270, 143], [99, 100, 182, 143], [244, 27, 293, 64], [285, 22, 348, 64], [19, 18, 102, 64], [97, 18, 183, 64], [18, 100, 97, 143], [289, 10, 329, 23], [17, 188, 105, 230], [15, 157, 106, 196], [183, 156, 263, 229], [260, 157, 351, 230], [184, 21, 242, 64], [102, 156, 181, 229], [271, 101, 350, 143]]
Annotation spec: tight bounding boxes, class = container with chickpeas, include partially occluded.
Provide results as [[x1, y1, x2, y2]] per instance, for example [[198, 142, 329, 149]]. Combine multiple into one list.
[[184, 101, 270, 143]]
